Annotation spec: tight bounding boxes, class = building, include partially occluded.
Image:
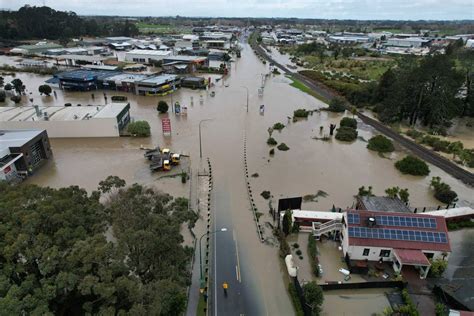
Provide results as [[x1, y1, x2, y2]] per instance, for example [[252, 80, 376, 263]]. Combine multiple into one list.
[[386, 37, 431, 48], [53, 69, 121, 91], [101, 73, 149, 93], [0, 103, 130, 138], [125, 49, 172, 64], [356, 196, 411, 213], [340, 210, 451, 278], [0, 129, 52, 182], [162, 56, 209, 74], [136, 75, 181, 96], [280, 209, 343, 232], [181, 77, 207, 89], [328, 35, 370, 44], [10, 42, 63, 55]]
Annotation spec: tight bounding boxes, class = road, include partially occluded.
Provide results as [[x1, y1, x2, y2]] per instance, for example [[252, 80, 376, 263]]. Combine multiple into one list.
[[252, 41, 474, 187]]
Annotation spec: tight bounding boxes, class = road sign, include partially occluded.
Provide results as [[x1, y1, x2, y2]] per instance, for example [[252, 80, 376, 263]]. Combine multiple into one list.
[[162, 118, 171, 134]]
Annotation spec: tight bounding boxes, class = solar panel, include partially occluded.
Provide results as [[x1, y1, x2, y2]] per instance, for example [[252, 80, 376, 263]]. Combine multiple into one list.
[[348, 227, 448, 244], [375, 215, 437, 229]]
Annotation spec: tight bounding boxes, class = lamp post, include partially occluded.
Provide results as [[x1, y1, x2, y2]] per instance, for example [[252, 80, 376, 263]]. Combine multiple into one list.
[[199, 228, 227, 291], [241, 86, 249, 113], [199, 119, 213, 159]]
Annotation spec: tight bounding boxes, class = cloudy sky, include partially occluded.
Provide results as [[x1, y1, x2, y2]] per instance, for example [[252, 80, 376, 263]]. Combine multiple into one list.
[[2, 0, 473, 20]]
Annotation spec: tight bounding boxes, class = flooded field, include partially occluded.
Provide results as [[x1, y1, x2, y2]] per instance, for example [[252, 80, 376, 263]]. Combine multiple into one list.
[[1, 43, 473, 315], [322, 288, 395, 316]]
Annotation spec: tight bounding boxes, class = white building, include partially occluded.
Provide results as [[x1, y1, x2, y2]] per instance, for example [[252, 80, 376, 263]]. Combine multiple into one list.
[[386, 37, 431, 48], [125, 49, 172, 63], [338, 210, 451, 279], [0, 103, 130, 138]]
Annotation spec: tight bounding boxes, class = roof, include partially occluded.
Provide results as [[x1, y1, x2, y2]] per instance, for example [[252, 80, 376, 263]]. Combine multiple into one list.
[[55, 69, 120, 81], [57, 55, 110, 62], [182, 77, 205, 82], [345, 210, 451, 252], [394, 248, 431, 266], [16, 43, 63, 50], [126, 49, 172, 56], [425, 207, 474, 219], [0, 129, 44, 149], [163, 56, 208, 62], [358, 196, 411, 213], [104, 73, 149, 83], [0, 103, 129, 122], [282, 209, 343, 222], [137, 74, 178, 86]]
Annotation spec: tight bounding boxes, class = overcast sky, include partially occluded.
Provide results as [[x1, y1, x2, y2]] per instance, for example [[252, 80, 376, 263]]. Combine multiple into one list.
[[2, 0, 473, 20]]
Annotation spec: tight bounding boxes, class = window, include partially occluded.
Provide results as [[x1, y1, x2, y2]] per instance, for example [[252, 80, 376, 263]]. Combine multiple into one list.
[[363, 248, 370, 256], [424, 252, 434, 259], [379, 249, 391, 257]]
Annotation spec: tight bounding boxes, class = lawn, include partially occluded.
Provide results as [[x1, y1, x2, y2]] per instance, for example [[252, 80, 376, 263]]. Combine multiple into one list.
[[136, 22, 191, 34], [289, 76, 329, 103], [196, 293, 207, 316]]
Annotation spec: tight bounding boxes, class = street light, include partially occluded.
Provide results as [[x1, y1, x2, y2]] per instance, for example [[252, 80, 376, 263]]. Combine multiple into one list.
[[241, 86, 249, 113], [199, 228, 228, 291], [199, 119, 213, 159]]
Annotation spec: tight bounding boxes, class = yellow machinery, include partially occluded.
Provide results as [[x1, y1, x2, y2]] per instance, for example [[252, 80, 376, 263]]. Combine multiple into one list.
[[171, 153, 181, 165], [162, 148, 170, 155], [163, 160, 171, 171]]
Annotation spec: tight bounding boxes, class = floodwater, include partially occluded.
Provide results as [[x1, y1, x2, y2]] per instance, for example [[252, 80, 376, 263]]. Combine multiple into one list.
[[322, 288, 395, 316], [2, 42, 473, 315]]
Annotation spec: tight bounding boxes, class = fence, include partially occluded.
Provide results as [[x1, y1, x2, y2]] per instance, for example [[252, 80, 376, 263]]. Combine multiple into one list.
[[320, 281, 406, 291]]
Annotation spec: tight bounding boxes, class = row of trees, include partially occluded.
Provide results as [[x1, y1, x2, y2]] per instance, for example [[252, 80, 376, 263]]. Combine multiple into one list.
[[0, 6, 139, 40], [0, 177, 196, 315]]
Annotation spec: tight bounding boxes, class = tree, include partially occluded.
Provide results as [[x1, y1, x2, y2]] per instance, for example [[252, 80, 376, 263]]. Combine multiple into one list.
[[447, 141, 464, 159], [10, 95, 21, 103], [385, 186, 400, 199], [430, 176, 458, 204], [98, 175, 126, 194], [335, 126, 358, 142], [399, 188, 410, 203], [157, 100, 169, 113], [327, 97, 346, 113], [303, 281, 324, 315], [282, 210, 292, 236], [11, 78, 24, 93], [367, 135, 395, 153], [358, 186, 374, 197], [4, 83, 12, 90], [127, 121, 151, 137], [340, 117, 357, 129], [395, 156, 430, 176], [38, 84, 52, 96]]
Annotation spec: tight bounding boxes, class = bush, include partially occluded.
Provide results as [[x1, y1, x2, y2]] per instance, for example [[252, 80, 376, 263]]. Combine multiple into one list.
[[181, 171, 187, 184], [395, 156, 430, 176], [267, 137, 277, 146], [303, 281, 324, 315], [269, 148, 275, 156], [406, 129, 424, 140], [277, 143, 290, 151], [335, 126, 358, 142], [38, 84, 52, 96], [430, 176, 458, 204], [127, 120, 151, 137], [429, 259, 448, 277], [293, 243, 300, 249], [273, 122, 285, 131], [288, 282, 304, 316], [261, 191, 271, 199], [308, 234, 320, 277], [10, 95, 21, 103], [367, 135, 394, 153], [293, 109, 309, 118], [157, 100, 169, 113], [340, 117, 357, 129], [295, 249, 302, 256], [4, 83, 12, 90], [327, 97, 346, 112]]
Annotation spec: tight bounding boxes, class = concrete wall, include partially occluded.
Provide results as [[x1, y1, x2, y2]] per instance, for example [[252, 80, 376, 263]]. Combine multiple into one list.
[[1, 118, 119, 138], [346, 244, 448, 263]]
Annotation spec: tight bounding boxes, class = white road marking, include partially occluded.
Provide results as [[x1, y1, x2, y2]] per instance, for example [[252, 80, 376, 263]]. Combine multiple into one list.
[[233, 230, 242, 282]]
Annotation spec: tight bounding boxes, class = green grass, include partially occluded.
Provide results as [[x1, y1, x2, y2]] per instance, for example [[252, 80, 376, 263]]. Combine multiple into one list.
[[136, 22, 191, 34], [289, 76, 329, 103], [196, 294, 207, 316]]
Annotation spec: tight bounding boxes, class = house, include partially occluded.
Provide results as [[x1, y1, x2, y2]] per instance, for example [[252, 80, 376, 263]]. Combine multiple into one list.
[[356, 196, 411, 213], [0, 129, 52, 182], [340, 210, 451, 278], [125, 49, 172, 64], [280, 209, 343, 232]]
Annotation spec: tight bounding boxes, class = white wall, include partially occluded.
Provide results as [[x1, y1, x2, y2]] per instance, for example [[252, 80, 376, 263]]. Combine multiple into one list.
[[1, 118, 119, 138]]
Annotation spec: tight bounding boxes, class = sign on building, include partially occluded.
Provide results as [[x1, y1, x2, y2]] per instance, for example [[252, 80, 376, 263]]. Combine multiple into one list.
[[162, 118, 171, 135]]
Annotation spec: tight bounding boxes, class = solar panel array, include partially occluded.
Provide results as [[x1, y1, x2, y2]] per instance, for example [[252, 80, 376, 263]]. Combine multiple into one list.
[[348, 226, 448, 244], [347, 213, 360, 224], [375, 215, 437, 229]]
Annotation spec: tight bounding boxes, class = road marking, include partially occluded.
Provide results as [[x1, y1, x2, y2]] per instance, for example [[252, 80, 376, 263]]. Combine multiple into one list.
[[233, 230, 242, 283]]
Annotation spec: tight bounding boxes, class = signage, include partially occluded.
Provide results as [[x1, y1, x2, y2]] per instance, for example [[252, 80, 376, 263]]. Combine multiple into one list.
[[162, 118, 171, 134]]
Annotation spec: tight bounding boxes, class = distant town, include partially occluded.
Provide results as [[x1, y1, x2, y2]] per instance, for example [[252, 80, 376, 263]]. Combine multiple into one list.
[[0, 5, 473, 316]]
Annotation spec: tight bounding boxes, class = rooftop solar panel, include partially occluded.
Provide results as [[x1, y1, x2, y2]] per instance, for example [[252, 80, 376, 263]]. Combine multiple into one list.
[[375, 215, 437, 229], [348, 226, 447, 244]]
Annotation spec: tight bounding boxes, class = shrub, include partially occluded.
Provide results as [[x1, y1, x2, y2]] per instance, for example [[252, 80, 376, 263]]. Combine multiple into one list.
[[367, 135, 394, 153], [10, 95, 21, 103], [288, 282, 304, 316], [295, 249, 302, 256], [335, 126, 358, 142], [261, 191, 271, 199], [308, 234, 320, 277], [181, 171, 187, 183], [4, 83, 12, 91], [269, 148, 275, 156], [127, 120, 151, 137], [293, 243, 299, 249], [293, 109, 309, 118], [395, 156, 430, 176], [303, 282, 324, 315], [327, 97, 346, 112], [277, 143, 290, 151], [273, 122, 285, 131], [38, 84, 52, 96], [157, 100, 169, 113], [267, 137, 277, 146], [406, 129, 424, 140], [429, 259, 448, 278], [430, 177, 458, 204], [251, 173, 259, 178], [340, 117, 357, 129]]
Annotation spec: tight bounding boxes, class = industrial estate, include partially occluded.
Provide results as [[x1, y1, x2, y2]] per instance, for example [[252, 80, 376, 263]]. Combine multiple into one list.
[[0, 4, 473, 316]]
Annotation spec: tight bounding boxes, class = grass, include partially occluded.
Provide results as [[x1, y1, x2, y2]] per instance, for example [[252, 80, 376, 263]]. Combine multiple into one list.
[[288, 76, 329, 103], [136, 22, 191, 34], [196, 293, 207, 316]]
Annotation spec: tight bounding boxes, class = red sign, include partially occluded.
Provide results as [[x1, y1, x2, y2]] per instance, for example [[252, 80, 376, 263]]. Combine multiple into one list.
[[162, 118, 171, 134], [3, 166, 11, 174]]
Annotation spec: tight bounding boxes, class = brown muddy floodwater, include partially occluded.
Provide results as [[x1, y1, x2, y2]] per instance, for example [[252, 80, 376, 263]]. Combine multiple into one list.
[[322, 288, 395, 316], [2, 43, 473, 315]]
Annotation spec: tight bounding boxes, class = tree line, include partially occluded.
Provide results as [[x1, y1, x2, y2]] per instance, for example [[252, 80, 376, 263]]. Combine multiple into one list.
[[0, 176, 197, 315], [0, 6, 139, 41]]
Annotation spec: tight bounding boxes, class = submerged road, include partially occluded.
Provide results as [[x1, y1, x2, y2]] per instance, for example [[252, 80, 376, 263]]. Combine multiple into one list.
[[252, 42, 474, 187]]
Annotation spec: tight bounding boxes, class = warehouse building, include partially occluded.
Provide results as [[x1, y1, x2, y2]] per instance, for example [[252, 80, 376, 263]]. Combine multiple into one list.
[[0, 103, 130, 138], [136, 75, 181, 96], [125, 49, 172, 63], [53, 69, 121, 91], [0, 129, 52, 183]]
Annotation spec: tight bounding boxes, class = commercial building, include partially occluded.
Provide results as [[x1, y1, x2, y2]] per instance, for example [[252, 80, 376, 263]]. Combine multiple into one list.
[[101, 73, 149, 93], [0, 103, 130, 138], [136, 74, 181, 96], [181, 77, 207, 89], [340, 210, 451, 278], [0, 129, 52, 182], [125, 49, 172, 63], [386, 37, 431, 48], [162, 56, 209, 74], [10, 42, 63, 55], [53, 69, 121, 91]]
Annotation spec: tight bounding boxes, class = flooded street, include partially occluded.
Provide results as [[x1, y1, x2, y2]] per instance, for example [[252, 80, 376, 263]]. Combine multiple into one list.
[[2, 41, 473, 315]]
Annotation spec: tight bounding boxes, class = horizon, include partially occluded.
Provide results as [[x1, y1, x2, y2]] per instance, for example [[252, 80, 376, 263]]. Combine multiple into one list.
[[2, 0, 474, 21]]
